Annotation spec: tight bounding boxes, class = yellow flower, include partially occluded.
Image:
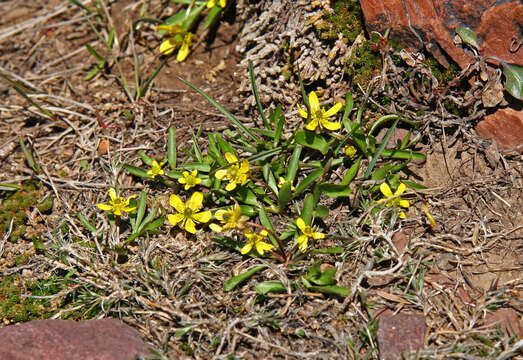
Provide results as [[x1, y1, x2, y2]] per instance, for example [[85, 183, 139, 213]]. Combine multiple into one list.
[[297, 91, 342, 131], [157, 24, 192, 62], [378, 182, 410, 219], [167, 192, 211, 234], [97, 188, 136, 216], [146, 160, 165, 178], [209, 202, 249, 232], [241, 229, 274, 255], [344, 145, 357, 159], [296, 217, 324, 252], [277, 177, 295, 191], [215, 152, 250, 191], [178, 170, 201, 190], [207, 0, 226, 8]]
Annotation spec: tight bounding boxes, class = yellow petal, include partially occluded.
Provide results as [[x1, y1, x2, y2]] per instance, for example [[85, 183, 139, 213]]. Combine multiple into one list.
[[97, 203, 113, 211], [214, 209, 227, 221], [398, 199, 410, 208], [168, 213, 184, 226], [215, 169, 227, 180], [256, 241, 274, 255], [169, 194, 185, 213], [324, 102, 342, 117], [159, 38, 176, 55], [239, 159, 250, 173], [207, 0, 215, 8], [224, 152, 238, 164], [178, 177, 187, 184], [192, 210, 212, 224], [176, 33, 191, 62], [297, 104, 309, 119], [209, 223, 223, 232], [308, 91, 320, 112], [305, 119, 318, 131], [321, 120, 341, 131], [187, 192, 203, 211], [240, 242, 253, 255], [184, 218, 197, 234], [225, 181, 237, 191], [297, 236, 308, 252], [219, 0, 226, 7], [380, 183, 393, 198], [296, 218, 306, 232], [108, 188, 117, 201], [399, 211, 406, 219], [395, 183, 407, 196], [313, 231, 325, 239], [122, 206, 136, 213]]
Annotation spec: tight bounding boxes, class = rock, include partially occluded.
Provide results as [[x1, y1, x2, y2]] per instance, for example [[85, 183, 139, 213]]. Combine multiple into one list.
[[377, 310, 426, 360], [483, 308, 523, 338], [0, 319, 154, 360], [475, 107, 523, 153], [360, 1, 523, 69]]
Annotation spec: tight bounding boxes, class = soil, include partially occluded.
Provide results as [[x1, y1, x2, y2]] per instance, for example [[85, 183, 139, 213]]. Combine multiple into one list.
[[0, 1, 521, 359]]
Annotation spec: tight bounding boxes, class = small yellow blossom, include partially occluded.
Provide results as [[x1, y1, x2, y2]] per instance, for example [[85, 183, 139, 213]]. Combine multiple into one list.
[[207, 0, 226, 8], [168, 192, 211, 234], [146, 160, 165, 178], [296, 217, 324, 252], [210, 202, 249, 232], [97, 188, 136, 216], [241, 229, 274, 255], [378, 182, 410, 219], [157, 24, 192, 62], [215, 152, 250, 191], [297, 91, 342, 131], [277, 177, 295, 191], [178, 170, 201, 190], [344, 145, 357, 159]]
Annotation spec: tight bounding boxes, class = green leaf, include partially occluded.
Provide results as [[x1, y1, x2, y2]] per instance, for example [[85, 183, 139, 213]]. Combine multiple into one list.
[[134, 191, 147, 232], [215, 133, 235, 155], [255, 281, 286, 295], [342, 92, 354, 132], [67, 0, 94, 13], [181, 163, 211, 172], [124, 164, 152, 178], [314, 267, 337, 286], [77, 212, 98, 233], [168, 127, 177, 170], [249, 61, 270, 129], [224, 265, 266, 292], [263, 163, 279, 195], [403, 180, 428, 190], [19, 137, 40, 172], [313, 205, 329, 218], [179, 77, 261, 143], [235, 187, 259, 207], [381, 149, 426, 160], [502, 62, 523, 100], [204, 5, 222, 30], [318, 183, 352, 198], [286, 144, 302, 183], [294, 169, 324, 197], [456, 26, 479, 50], [364, 116, 399, 178], [300, 194, 314, 224], [85, 43, 106, 61], [258, 206, 275, 232], [278, 182, 292, 210], [340, 156, 361, 186], [181, 3, 206, 32], [0, 183, 22, 191], [139, 150, 154, 166], [310, 246, 344, 255], [295, 130, 329, 155], [302, 281, 351, 297]]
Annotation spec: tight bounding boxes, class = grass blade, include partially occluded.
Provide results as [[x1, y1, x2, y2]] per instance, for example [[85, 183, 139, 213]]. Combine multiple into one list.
[[364, 116, 399, 179], [248, 60, 270, 129], [168, 127, 177, 170]]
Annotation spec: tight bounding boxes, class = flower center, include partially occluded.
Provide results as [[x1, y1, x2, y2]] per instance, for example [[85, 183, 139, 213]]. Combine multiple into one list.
[[228, 165, 239, 179], [183, 208, 194, 218]]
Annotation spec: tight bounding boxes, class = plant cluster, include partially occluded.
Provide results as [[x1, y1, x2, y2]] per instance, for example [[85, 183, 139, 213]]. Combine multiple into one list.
[[84, 61, 426, 297]]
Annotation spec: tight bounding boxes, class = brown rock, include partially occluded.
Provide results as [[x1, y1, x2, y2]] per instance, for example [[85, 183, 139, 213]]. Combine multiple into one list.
[[98, 138, 110, 155], [475, 107, 523, 152], [0, 319, 154, 360], [360, 1, 523, 69], [377, 310, 426, 360], [391, 231, 408, 254], [484, 308, 523, 338]]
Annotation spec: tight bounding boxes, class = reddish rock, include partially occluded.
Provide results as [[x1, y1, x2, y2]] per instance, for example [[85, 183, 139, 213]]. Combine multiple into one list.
[[484, 308, 523, 338], [0, 319, 154, 360], [391, 231, 408, 254], [475, 107, 523, 152], [377, 310, 426, 360], [360, 1, 523, 69]]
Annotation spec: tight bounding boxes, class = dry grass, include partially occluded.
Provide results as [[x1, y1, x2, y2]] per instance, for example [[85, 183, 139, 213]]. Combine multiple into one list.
[[0, 1, 521, 359]]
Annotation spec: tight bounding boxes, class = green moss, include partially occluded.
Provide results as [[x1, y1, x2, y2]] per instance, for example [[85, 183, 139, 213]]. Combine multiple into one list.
[[422, 55, 460, 87], [0, 275, 52, 323], [347, 40, 382, 87], [316, 0, 363, 42], [0, 181, 52, 242]]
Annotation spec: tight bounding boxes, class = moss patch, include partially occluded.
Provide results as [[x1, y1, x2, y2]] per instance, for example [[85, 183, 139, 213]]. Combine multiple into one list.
[[0, 181, 52, 242], [316, 0, 364, 42]]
